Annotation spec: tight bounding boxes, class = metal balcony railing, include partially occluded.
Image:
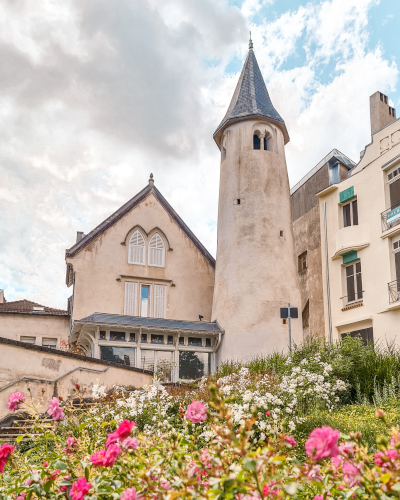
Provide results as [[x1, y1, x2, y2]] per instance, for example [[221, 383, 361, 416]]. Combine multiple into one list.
[[388, 280, 400, 304], [381, 203, 400, 232], [341, 290, 364, 308]]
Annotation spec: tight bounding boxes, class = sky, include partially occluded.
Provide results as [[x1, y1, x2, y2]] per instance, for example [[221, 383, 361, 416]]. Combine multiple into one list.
[[0, 0, 399, 309]]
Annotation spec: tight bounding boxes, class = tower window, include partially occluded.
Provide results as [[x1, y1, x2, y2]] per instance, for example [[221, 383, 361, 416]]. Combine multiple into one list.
[[298, 251, 307, 272], [280, 230, 284, 237], [253, 134, 261, 150], [264, 133, 273, 151], [237, 199, 241, 205]]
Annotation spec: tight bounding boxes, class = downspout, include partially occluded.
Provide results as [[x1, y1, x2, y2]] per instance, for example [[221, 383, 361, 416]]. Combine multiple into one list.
[[323, 202, 333, 343]]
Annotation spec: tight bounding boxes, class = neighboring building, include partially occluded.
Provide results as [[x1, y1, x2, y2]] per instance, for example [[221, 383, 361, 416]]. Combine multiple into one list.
[[290, 150, 356, 339], [0, 292, 69, 348]]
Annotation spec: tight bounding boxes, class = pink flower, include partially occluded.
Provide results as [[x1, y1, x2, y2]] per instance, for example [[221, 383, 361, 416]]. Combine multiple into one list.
[[90, 444, 121, 468], [374, 449, 399, 467], [312, 496, 324, 500], [339, 441, 355, 456], [284, 436, 297, 447], [106, 420, 135, 447], [199, 448, 213, 468], [305, 426, 340, 460], [342, 461, 361, 487], [63, 437, 78, 454], [160, 479, 171, 490], [121, 437, 139, 450], [47, 397, 65, 421], [0, 443, 14, 473], [7, 392, 25, 411], [265, 411, 270, 416], [185, 401, 207, 423], [331, 455, 342, 469], [120, 487, 139, 500], [70, 478, 91, 500], [390, 433, 400, 447], [262, 481, 279, 497], [302, 464, 323, 481]]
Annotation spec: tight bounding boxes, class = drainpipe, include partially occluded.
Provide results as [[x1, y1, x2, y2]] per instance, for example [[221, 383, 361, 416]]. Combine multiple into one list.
[[323, 202, 333, 343]]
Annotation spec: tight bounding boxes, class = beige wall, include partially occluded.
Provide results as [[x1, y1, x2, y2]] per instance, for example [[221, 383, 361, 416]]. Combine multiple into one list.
[[212, 118, 302, 361], [0, 341, 152, 420], [0, 314, 70, 347], [319, 116, 400, 342], [67, 192, 215, 324]]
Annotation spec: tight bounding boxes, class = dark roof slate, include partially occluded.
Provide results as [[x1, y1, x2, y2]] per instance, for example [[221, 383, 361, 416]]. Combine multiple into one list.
[[66, 184, 215, 268], [214, 49, 288, 144], [0, 300, 68, 316], [76, 312, 224, 332]]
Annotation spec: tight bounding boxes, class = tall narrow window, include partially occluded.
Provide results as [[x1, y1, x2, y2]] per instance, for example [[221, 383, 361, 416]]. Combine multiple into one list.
[[221, 136, 226, 161], [253, 134, 261, 150], [140, 285, 151, 317], [128, 230, 145, 265], [154, 284, 167, 319], [148, 233, 165, 267], [124, 282, 137, 316], [388, 169, 400, 209], [346, 262, 363, 303], [264, 133, 273, 151], [393, 237, 400, 281], [343, 200, 358, 227], [298, 251, 307, 272]]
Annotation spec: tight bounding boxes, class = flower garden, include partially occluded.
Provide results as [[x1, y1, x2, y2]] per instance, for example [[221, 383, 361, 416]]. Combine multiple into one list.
[[2, 336, 400, 499]]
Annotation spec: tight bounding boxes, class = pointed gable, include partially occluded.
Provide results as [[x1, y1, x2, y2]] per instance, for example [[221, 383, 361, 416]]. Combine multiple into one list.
[[66, 183, 215, 268], [214, 47, 289, 146]]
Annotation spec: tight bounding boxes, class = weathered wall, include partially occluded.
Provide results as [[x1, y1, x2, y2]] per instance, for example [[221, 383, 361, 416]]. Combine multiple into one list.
[[292, 164, 329, 222], [0, 338, 152, 420], [0, 314, 70, 347], [67, 191, 215, 323]]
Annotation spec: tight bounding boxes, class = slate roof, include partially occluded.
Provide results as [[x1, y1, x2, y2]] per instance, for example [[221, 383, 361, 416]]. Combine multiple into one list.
[[0, 300, 68, 316], [65, 183, 215, 268], [214, 48, 289, 145], [76, 312, 224, 333]]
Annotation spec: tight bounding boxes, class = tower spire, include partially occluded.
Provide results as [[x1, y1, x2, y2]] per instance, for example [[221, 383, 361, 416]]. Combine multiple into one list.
[[249, 31, 253, 51]]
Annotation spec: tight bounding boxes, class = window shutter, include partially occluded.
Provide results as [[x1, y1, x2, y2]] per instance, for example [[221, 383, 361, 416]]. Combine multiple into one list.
[[154, 285, 166, 318], [128, 231, 145, 265], [124, 282, 137, 316], [148, 233, 165, 267]]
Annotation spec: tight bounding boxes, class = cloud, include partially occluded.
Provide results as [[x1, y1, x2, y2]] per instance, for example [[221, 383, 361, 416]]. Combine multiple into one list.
[[0, 0, 398, 309]]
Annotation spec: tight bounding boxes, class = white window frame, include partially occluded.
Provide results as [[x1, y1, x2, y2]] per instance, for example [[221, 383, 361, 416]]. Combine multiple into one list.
[[128, 230, 146, 265], [139, 283, 152, 317], [124, 282, 138, 316], [148, 233, 165, 268]]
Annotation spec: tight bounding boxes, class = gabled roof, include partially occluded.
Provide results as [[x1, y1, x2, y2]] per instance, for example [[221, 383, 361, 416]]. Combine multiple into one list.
[[65, 181, 215, 268], [0, 299, 68, 316], [75, 312, 224, 332], [214, 46, 289, 146]]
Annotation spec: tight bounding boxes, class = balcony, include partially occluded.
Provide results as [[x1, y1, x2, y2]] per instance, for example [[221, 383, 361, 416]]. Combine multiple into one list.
[[381, 204, 400, 232], [388, 280, 400, 304], [341, 291, 364, 311]]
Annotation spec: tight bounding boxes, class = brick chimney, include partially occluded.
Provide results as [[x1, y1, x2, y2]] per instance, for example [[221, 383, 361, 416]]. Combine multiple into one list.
[[370, 91, 396, 135]]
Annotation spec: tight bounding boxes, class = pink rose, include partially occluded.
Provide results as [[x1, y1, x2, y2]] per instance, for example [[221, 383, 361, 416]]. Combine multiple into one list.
[[120, 487, 139, 500], [106, 420, 135, 447], [375, 449, 399, 467], [312, 496, 324, 500], [390, 433, 400, 447], [160, 479, 171, 490], [185, 401, 207, 423], [199, 448, 213, 468], [284, 436, 297, 447], [302, 464, 322, 481], [90, 444, 121, 468], [305, 426, 340, 460], [331, 455, 342, 468], [70, 478, 91, 500], [7, 392, 25, 411], [47, 397, 65, 421], [339, 441, 355, 456], [63, 437, 78, 454], [0, 443, 14, 473], [121, 437, 139, 450], [342, 461, 361, 487]]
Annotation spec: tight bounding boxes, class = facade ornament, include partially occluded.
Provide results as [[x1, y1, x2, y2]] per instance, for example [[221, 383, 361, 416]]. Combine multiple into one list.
[[149, 173, 154, 186]]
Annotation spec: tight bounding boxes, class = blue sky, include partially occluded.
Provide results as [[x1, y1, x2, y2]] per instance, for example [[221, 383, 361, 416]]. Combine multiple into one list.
[[0, 0, 398, 307]]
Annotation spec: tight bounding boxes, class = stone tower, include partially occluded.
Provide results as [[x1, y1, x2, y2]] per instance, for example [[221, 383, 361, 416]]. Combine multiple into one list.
[[212, 39, 302, 362]]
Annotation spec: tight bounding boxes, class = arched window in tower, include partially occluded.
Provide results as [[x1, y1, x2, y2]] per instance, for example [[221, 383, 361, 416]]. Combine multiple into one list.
[[264, 133, 273, 152], [253, 133, 261, 150], [221, 136, 227, 162], [148, 233, 165, 267], [128, 230, 145, 265]]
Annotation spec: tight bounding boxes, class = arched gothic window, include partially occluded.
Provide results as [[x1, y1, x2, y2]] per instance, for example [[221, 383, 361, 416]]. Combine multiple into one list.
[[264, 133, 273, 152], [253, 133, 261, 150], [148, 233, 165, 267], [128, 230, 145, 265], [221, 136, 227, 162]]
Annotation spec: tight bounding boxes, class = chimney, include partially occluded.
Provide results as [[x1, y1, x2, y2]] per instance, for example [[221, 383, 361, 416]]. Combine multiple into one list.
[[370, 91, 396, 135], [76, 231, 84, 243], [0, 289, 4, 304]]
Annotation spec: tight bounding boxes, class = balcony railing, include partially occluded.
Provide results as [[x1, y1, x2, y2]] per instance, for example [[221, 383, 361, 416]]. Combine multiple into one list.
[[341, 290, 364, 309], [388, 280, 400, 304], [381, 203, 400, 232]]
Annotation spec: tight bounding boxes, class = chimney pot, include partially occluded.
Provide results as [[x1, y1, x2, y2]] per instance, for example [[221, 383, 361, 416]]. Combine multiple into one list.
[[370, 91, 396, 135]]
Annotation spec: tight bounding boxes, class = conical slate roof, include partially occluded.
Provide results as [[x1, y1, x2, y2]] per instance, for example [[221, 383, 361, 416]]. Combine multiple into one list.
[[214, 48, 289, 145]]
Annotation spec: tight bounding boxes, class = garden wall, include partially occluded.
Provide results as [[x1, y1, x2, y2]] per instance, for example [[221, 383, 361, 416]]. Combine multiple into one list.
[[0, 337, 153, 420]]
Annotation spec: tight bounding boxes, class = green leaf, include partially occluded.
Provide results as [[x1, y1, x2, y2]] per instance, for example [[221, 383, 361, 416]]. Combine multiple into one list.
[[53, 460, 67, 471], [85, 466, 90, 481], [243, 458, 257, 472], [392, 483, 400, 491], [381, 472, 391, 484], [111, 480, 122, 490], [16, 435, 24, 443], [43, 481, 53, 493]]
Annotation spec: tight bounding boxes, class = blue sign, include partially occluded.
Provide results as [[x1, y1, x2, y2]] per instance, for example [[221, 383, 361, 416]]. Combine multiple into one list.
[[387, 206, 400, 225]]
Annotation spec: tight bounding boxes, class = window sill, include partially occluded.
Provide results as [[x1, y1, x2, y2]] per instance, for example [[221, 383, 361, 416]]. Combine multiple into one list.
[[341, 300, 363, 311]]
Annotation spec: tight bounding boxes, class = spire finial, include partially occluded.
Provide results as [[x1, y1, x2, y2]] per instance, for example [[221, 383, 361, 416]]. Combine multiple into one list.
[[249, 31, 253, 51], [149, 173, 154, 186]]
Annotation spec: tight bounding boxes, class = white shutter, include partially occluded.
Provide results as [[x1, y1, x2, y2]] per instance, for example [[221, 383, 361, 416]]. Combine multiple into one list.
[[148, 233, 165, 267], [128, 231, 145, 265], [154, 285, 166, 318], [124, 282, 137, 316]]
